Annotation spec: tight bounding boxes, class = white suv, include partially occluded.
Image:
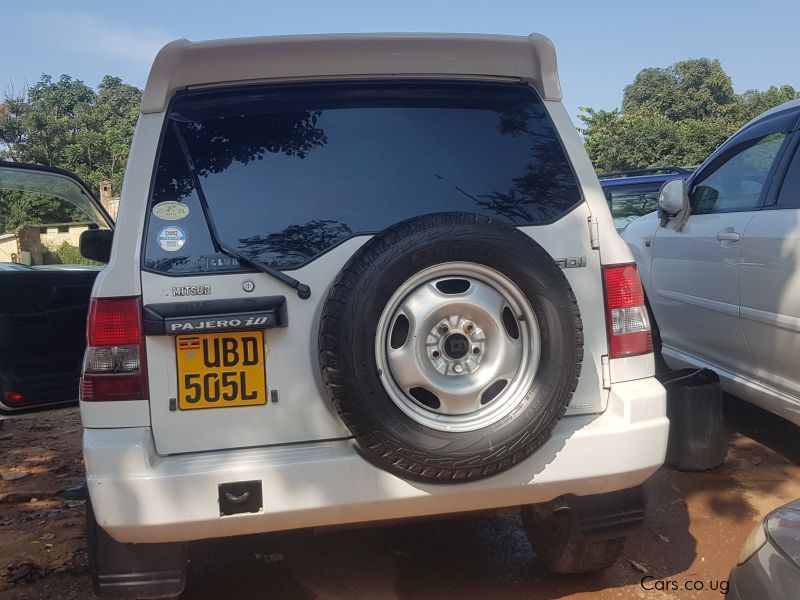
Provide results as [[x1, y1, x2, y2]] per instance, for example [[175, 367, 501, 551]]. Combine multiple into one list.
[[625, 99, 800, 428], [0, 33, 667, 598]]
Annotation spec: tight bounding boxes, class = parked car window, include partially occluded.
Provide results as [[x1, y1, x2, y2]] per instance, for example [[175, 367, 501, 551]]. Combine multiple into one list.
[[690, 133, 787, 214], [690, 111, 797, 214], [775, 143, 800, 208], [144, 81, 582, 274], [0, 191, 103, 267], [605, 182, 662, 231]]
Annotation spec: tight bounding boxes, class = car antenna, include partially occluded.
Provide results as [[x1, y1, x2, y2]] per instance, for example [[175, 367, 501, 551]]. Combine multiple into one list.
[[171, 121, 311, 300]]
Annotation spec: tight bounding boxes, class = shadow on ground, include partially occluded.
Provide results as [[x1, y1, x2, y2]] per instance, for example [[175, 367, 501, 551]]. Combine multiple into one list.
[[3, 394, 800, 600], [177, 395, 800, 600]]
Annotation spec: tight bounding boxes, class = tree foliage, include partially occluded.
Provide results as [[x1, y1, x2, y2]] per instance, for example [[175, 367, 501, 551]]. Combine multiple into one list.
[[0, 191, 86, 232], [49, 240, 102, 266], [238, 220, 352, 269], [0, 74, 141, 231], [580, 58, 800, 173]]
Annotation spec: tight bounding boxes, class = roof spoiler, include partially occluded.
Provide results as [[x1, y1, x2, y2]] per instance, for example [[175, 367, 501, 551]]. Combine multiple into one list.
[[141, 32, 562, 114]]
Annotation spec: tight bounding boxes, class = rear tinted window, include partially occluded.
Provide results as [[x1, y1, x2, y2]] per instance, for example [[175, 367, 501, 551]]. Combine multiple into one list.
[[144, 81, 581, 274]]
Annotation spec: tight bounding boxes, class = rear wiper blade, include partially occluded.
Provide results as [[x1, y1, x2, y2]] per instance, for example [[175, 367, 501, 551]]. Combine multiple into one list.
[[171, 122, 311, 299]]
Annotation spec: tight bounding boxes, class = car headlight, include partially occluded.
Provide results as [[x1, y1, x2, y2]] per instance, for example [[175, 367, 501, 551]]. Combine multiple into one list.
[[739, 506, 800, 566], [765, 507, 800, 568], [738, 521, 767, 565]]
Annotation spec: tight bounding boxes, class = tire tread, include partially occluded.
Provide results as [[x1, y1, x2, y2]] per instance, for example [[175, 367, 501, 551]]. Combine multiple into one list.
[[319, 213, 584, 482]]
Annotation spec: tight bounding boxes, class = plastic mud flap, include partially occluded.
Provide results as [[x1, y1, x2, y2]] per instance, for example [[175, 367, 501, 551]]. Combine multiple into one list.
[[565, 486, 646, 542], [87, 499, 187, 599]]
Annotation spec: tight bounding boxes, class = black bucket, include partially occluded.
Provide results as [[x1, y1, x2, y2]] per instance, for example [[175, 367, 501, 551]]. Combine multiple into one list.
[[657, 368, 725, 472]]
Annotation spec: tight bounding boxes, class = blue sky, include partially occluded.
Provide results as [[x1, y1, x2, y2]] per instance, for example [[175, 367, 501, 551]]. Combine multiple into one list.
[[2, 0, 799, 124]]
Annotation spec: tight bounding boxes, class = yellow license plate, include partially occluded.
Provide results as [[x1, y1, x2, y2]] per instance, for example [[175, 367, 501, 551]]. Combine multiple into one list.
[[176, 331, 267, 410]]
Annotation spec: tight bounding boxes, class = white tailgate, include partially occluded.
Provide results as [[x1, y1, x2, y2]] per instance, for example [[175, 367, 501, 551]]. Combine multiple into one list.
[[143, 206, 605, 455]]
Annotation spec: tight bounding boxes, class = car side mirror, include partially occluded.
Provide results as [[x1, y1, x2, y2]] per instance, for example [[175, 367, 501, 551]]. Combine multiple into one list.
[[658, 179, 688, 216], [80, 229, 113, 263], [658, 179, 690, 230]]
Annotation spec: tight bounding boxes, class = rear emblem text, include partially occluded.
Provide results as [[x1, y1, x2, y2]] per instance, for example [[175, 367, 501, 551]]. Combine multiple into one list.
[[556, 257, 587, 269], [172, 285, 212, 297]]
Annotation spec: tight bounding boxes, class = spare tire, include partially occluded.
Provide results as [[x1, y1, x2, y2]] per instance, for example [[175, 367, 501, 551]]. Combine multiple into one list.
[[319, 213, 582, 482]]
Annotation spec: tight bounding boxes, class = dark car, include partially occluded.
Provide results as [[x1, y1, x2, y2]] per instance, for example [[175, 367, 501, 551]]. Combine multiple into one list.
[[0, 262, 34, 271], [0, 162, 114, 416], [729, 499, 800, 599], [599, 167, 693, 231]]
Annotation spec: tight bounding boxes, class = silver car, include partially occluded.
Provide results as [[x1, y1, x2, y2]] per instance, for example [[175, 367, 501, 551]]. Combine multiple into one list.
[[729, 499, 800, 599], [625, 99, 800, 427]]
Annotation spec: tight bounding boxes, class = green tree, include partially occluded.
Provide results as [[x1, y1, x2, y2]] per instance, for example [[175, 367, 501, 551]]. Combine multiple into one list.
[[737, 85, 800, 121], [78, 76, 142, 192], [0, 191, 86, 232], [580, 59, 799, 173], [1, 75, 95, 168], [50, 240, 102, 266], [0, 74, 141, 232], [622, 58, 736, 120]]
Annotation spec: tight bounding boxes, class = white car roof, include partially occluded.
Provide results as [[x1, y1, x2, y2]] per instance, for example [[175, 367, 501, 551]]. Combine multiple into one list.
[[141, 32, 562, 114]]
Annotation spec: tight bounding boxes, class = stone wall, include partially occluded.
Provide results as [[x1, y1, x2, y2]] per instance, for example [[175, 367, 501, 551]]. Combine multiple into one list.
[[39, 223, 92, 249], [0, 235, 18, 262], [15, 225, 47, 265]]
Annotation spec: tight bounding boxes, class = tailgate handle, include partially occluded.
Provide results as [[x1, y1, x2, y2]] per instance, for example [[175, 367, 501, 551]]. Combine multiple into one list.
[[219, 480, 263, 516], [143, 296, 287, 335], [224, 490, 251, 504]]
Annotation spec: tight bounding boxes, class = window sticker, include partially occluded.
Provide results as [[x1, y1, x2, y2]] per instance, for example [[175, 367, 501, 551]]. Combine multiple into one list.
[[158, 226, 187, 252], [153, 201, 190, 221]]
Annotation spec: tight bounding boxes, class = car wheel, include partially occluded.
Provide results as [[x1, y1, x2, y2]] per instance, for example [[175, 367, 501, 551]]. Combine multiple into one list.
[[319, 212, 583, 482]]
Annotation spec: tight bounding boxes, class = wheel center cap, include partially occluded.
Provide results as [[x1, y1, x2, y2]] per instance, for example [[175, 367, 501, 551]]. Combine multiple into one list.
[[443, 333, 470, 360]]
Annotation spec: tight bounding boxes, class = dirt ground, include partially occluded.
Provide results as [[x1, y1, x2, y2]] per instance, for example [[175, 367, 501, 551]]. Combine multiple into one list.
[[2, 395, 799, 600]]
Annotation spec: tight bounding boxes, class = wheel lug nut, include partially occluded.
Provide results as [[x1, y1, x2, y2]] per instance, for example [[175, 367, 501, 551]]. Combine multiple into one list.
[[432, 350, 440, 358], [472, 347, 480, 355], [454, 364, 463, 373], [438, 324, 449, 334], [464, 322, 474, 333]]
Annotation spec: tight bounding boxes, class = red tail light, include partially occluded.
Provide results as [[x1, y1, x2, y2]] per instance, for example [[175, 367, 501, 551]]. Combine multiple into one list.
[[87, 298, 142, 346], [81, 297, 148, 401], [3, 390, 26, 405], [603, 264, 653, 359]]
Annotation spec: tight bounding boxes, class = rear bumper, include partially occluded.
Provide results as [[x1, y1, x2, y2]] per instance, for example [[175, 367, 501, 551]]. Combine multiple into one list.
[[85, 378, 668, 544]]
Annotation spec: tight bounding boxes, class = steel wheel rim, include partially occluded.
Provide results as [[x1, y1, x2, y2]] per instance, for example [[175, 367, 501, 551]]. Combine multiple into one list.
[[375, 262, 540, 432]]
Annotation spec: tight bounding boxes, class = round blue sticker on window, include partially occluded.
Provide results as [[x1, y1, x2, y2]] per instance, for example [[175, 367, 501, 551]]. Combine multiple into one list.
[[157, 226, 186, 252]]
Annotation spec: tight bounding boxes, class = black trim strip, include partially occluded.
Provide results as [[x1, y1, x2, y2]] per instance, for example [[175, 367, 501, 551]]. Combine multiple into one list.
[[143, 296, 287, 335]]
